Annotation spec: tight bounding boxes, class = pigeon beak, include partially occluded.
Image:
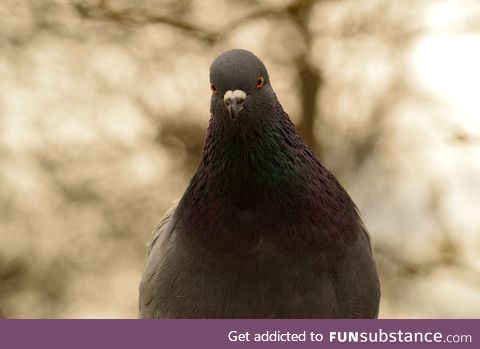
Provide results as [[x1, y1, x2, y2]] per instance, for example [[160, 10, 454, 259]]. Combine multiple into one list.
[[224, 90, 246, 120]]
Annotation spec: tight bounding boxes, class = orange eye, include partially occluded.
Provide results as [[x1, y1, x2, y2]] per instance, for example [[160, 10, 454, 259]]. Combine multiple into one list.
[[210, 83, 218, 94], [256, 76, 265, 89]]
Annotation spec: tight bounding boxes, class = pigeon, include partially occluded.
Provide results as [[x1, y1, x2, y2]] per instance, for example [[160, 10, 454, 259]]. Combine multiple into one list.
[[139, 49, 380, 318]]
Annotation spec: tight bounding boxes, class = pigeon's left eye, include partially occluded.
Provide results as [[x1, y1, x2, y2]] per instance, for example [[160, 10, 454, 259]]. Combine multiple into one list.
[[256, 76, 265, 89], [210, 83, 218, 94]]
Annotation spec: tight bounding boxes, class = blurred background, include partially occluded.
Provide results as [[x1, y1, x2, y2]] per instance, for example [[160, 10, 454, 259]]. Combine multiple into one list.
[[1, 0, 480, 318]]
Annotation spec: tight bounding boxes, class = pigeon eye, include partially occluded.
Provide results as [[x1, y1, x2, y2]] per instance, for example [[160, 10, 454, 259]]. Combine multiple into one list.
[[256, 76, 265, 89], [210, 83, 218, 94]]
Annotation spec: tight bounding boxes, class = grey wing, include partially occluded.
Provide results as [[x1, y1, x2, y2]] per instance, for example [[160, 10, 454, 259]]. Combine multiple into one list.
[[278, 221, 380, 318], [335, 222, 381, 318], [145, 203, 178, 258], [138, 202, 178, 318]]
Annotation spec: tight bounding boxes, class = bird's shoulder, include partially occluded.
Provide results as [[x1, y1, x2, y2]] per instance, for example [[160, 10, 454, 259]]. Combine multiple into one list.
[[145, 200, 178, 258]]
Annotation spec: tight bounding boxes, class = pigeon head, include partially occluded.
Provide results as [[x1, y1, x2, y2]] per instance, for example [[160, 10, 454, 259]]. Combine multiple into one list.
[[202, 49, 303, 193], [209, 49, 273, 120]]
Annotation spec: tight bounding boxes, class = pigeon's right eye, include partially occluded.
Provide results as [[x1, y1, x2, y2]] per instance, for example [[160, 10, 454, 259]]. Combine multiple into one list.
[[210, 83, 218, 94]]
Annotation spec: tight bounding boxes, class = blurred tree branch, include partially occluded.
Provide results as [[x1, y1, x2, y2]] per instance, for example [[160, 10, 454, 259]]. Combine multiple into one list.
[[74, 0, 218, 43], [73, 0, 307, 44], [288, 0, 324, 156]]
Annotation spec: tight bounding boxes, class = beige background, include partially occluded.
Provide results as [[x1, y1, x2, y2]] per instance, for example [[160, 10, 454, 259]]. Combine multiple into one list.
[[1, 0, 480, 318]]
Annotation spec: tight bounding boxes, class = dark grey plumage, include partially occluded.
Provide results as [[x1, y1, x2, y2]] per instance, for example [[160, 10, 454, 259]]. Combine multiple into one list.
[[139, 49, 380, 318]]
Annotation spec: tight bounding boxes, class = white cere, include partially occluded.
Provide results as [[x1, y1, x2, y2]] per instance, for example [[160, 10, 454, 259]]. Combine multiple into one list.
[[224, 90, 246, 102]]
